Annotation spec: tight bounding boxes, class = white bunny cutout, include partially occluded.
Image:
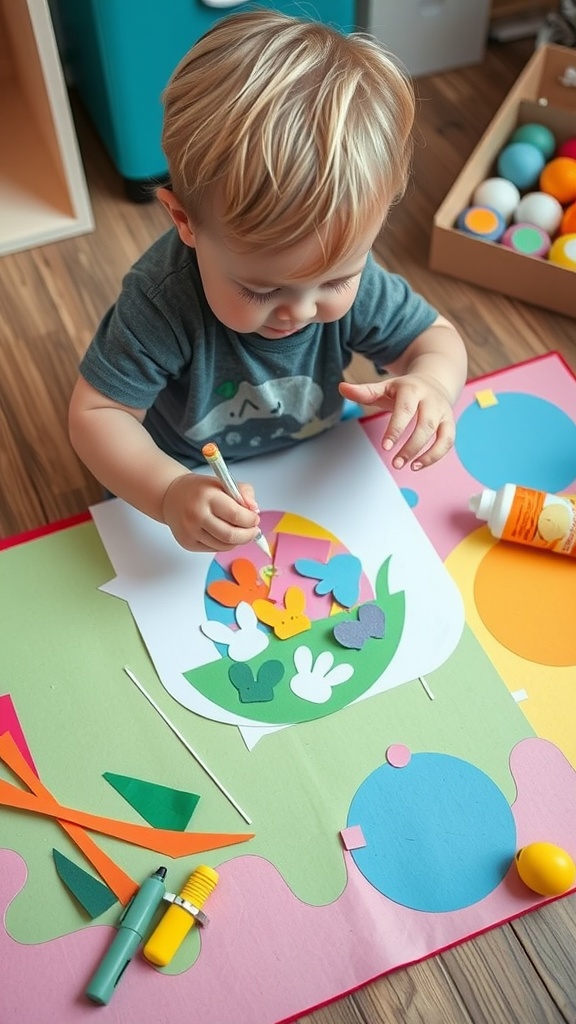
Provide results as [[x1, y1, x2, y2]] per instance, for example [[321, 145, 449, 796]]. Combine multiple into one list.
[[289, 646, 354, 703], [201, 601, 269, 662]]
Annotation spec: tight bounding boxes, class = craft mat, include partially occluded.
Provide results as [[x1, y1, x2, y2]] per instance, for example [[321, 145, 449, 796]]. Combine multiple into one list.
[[1, 353, 576, 1024]]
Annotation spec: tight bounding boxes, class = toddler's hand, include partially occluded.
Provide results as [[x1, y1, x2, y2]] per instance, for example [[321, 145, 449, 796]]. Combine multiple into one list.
[[161, 473, 262, 552], [339, 374, 455, 470]]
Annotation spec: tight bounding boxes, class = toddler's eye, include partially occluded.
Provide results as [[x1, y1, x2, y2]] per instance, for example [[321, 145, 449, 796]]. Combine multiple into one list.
[[238, 286, 277, 304], [325, 277, 353, 294]]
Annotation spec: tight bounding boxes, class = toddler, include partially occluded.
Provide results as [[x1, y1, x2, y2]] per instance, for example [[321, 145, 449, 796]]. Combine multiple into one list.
[[69, 10, 467, 553]]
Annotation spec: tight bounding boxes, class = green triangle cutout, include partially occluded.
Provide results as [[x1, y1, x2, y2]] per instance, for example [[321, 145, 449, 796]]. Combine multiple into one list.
[[103, 772, 200, 831], [52, 848, 118, 918]]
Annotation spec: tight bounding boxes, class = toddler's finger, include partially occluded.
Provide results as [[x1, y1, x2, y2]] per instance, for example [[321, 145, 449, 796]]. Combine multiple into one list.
[[382, 397, 419, 454], [409, 420, 455, 470], [390, 409, 440, 466], [238, 481, 260, 512]]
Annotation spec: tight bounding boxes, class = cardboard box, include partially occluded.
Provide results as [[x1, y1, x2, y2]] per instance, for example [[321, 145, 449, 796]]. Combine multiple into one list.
[[430, 44, 576, 317]]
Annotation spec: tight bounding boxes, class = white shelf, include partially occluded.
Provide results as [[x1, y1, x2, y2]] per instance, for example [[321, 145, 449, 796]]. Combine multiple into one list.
[[0, 0, 93, 257]]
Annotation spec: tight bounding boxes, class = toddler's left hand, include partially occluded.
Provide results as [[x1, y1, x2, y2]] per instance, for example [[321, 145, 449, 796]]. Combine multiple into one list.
[[339, 374, 455, 470]]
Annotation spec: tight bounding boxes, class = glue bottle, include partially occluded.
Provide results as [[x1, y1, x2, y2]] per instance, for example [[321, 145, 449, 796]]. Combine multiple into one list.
[[469, 483, 576, 557]]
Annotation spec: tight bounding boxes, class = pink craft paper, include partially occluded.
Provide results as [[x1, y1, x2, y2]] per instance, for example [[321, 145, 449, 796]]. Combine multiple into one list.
[[0, 695, 37, 774], [2, 737, 576, 1024], [269, 533, 333, 619], [360, 353, 576, 561], [386, 744, 412, 768], [340, 825, 367, 851]]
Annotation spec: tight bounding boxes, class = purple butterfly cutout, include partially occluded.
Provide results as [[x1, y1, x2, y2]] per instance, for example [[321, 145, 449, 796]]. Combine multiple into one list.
[[333, 603, 386, 650]]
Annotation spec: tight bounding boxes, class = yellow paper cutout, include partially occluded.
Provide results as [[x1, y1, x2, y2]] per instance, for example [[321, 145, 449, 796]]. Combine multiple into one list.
[[273, 512, 339, 543], [475, 389, 498, 409], [253, 586, 312, 639]]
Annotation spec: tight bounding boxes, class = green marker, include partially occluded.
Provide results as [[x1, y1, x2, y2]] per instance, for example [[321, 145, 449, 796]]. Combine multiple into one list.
[[86, 866, 167, 1005]]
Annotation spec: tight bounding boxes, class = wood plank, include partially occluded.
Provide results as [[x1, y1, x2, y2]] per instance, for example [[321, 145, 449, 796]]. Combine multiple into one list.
[[347, 958, 474, 1024], [511, 895, 576, 1021], [439, 924, 570, 1024]]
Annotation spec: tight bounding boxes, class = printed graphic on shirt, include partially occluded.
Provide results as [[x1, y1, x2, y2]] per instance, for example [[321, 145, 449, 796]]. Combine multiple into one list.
[[185, 376, 338, 450]]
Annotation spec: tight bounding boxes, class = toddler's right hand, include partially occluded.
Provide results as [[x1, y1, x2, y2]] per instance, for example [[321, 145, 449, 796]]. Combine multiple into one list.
[[161, 472, 261, 552]]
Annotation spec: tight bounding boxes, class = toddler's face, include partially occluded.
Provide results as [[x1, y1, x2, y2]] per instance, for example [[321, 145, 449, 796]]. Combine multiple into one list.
[[191, 219, 381, 339]]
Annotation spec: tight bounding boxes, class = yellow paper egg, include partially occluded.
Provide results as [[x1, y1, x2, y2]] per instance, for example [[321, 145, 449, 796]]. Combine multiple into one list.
[[516, 842, 576, 896]]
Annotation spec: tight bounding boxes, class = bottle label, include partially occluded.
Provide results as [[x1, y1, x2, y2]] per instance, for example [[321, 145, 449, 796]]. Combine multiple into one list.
[[502, 486, 576, 557]]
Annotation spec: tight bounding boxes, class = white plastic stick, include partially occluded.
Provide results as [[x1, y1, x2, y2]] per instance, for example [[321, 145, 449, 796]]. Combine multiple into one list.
[[418, 675, 435, 701], [123, 666, 252, 825]]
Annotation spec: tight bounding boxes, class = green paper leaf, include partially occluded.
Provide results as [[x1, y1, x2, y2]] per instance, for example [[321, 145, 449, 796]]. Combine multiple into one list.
[[102, 772, 200, 831], [52, 848, 117, 918]]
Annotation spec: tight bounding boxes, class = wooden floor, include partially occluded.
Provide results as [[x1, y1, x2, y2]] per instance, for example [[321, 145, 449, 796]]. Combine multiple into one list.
[[1, 33, 575, 1024]]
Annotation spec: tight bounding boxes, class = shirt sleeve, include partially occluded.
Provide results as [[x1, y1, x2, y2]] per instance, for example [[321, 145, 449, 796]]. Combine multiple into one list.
[[344, 254, 439, 367], [79, 243, 197, 409]]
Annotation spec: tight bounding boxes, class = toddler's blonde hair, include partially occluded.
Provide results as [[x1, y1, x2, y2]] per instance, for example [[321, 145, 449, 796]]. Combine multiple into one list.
[[162, 9, 414, 270]]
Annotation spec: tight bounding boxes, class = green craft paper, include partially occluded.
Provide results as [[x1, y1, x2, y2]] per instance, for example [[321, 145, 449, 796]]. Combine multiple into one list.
[[103, 772, 200, 831], [52, 848, 117, 918]]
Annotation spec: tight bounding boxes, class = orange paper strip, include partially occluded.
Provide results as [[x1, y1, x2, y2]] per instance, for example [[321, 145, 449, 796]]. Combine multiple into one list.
[[57, 822, 138, 905], [0, 782, 253, 855], [0, 735, 253, 857], [0, 730, 137, 905]]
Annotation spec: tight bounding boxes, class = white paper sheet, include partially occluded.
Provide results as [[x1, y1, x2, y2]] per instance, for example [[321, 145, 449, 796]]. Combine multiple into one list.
[[91, 420, 464, 748]]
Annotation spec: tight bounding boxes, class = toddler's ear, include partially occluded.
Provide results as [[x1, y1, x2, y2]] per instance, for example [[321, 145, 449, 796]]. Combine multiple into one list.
[[156, 187, 196, 247]]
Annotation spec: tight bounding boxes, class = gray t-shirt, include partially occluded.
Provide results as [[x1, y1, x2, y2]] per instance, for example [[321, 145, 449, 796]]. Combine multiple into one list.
[[80, 229, 437, 468]]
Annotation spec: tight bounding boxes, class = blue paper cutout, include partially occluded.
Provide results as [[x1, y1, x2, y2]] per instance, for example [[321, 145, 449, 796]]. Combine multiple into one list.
[[456, 392, 576, 493], [294, 553, 362, 608], [348, 753, 516, 913], [400, 488, 419, 508]]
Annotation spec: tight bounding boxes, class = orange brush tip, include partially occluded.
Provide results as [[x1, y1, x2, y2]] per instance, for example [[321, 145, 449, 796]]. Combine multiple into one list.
[[202, 443, 219, 459]]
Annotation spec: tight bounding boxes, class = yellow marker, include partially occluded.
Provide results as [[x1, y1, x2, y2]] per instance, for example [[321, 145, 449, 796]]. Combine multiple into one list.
[[143, 865, 219, 968]]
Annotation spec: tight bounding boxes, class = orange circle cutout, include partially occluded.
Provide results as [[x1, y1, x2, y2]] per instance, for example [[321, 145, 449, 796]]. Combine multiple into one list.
[[474, 542, 576, 666]]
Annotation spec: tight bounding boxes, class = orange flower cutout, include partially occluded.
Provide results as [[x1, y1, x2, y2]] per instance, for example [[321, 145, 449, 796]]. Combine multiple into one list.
[[207, 558, 270, 608]]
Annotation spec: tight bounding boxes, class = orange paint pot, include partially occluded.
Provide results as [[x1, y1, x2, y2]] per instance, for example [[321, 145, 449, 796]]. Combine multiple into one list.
[[560, 202, 576, 236], [540, 157, 576, 205]]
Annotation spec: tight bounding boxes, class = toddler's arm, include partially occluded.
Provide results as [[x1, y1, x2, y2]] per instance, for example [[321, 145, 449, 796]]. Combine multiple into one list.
[[338, 315, 467, 470], [68, 377, 262, 552]]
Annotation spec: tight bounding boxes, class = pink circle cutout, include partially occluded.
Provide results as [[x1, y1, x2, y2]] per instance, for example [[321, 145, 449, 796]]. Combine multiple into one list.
[[386, 744, 411, 768]]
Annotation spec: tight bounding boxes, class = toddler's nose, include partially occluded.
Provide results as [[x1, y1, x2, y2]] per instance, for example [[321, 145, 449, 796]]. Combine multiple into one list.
[[278, 292, 317, 323]]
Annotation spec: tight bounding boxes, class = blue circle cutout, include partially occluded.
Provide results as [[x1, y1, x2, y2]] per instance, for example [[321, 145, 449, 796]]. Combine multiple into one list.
[[400, 487, 419, 508], [347, 753, 516, 912], [456, 393, 576, 492]]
